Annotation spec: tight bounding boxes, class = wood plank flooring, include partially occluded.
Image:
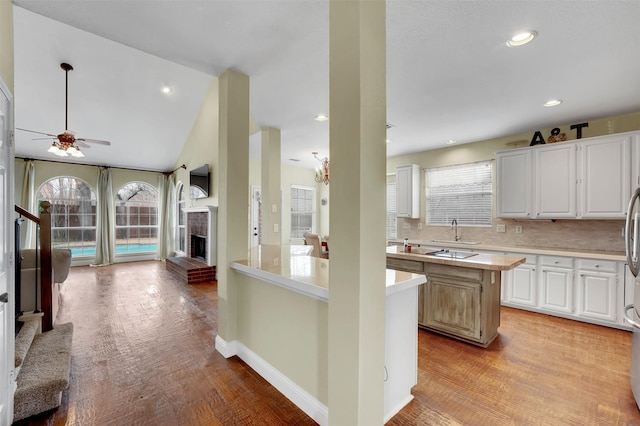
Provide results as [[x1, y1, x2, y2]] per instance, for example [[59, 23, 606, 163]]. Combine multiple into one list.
[[13, 260, 640, 425]]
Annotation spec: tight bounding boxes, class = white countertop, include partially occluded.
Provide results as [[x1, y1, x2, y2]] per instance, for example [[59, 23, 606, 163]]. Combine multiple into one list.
[[231, 245, 426, 302], [388, 239, 626, 262]]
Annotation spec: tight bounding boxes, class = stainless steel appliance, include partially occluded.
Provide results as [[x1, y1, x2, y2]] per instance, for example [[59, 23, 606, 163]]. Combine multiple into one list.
[[623, 188, 640, 408]]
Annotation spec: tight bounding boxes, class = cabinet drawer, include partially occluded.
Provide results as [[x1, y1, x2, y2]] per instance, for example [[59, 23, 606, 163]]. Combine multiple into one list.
[[540, 256, 573, 269], [386, 257, 424, 274], [576, 259, 617, 273], [425, 263, 483, 282]]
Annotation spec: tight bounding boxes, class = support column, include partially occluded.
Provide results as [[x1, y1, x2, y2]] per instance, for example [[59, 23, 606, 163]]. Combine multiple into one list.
[[261, 127, 282, 246], [216, 69, 250, 348], [328, 1, 387, 425]]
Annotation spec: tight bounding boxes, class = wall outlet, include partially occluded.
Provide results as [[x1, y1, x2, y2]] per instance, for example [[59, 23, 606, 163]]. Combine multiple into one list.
[[273, 257, 279, 266], [496, 224, 506, 233], [515, 225, 522, 234]]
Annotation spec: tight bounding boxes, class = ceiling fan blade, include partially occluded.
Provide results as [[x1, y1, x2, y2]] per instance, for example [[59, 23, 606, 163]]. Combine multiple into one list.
[[76, 138, 111, 146], [16, 128, 58, 137], [32, 137, 57, 141], [75, 141, 91, 148]]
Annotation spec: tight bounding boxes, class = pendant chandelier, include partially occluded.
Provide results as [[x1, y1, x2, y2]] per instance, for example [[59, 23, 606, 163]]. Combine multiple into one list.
[[313, 152, 330, 185]]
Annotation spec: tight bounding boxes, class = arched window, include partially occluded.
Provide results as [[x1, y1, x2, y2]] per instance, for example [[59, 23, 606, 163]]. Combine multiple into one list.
[[37, 177, 97, 257], [176, 182, 187, 253], [115, 182, 158, 254]]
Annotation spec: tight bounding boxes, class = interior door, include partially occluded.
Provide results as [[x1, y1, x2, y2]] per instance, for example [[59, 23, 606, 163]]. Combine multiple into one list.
[[250, 186, 261, 249], [0, 79, 14, 424]]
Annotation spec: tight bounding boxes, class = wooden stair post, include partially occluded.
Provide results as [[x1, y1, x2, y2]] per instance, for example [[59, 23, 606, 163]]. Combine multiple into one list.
[[39, 201, 53, 332]]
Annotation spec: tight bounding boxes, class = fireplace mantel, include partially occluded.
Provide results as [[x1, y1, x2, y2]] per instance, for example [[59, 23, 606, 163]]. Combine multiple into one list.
[[183, 206, 217, 267]]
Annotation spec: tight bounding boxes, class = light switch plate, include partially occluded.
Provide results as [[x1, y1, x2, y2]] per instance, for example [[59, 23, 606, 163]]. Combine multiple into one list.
[[273, 224, 279, 233], [515, 225, 522, 234], [496, 224, 506, 233]]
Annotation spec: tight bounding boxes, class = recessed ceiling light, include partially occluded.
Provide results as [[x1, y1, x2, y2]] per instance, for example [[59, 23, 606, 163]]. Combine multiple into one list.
[[314, 114, 329, 122], [386, 139, 392, 144], [544, 99, 562, 107], [507, 31, 537, 47], [446, 139, 457, 145], [161, 85, 172, 94]]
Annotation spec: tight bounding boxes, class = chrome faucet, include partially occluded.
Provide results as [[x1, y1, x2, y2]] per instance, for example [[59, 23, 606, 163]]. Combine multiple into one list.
[[451, 218, 459, 241]]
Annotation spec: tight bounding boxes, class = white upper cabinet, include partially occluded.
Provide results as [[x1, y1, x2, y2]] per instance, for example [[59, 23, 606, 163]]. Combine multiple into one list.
[[579, 135, 630, 218], [534, 143, 577, 218], [496, 150, 533, 218], [496, 130, 638, 219], [396, 164, 420, 218]]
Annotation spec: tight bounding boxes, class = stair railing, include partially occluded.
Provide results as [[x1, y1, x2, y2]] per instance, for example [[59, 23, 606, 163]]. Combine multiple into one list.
[[15, 201, 54, 331]]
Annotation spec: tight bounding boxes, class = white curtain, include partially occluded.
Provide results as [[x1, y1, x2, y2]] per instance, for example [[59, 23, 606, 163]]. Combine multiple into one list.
[[93, 167, 115, 266], [157, 173, 176, 260], [20, 160, 36, 248]]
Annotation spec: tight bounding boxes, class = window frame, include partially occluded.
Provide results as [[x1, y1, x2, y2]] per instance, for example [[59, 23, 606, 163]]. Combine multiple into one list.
[[36, 176, 97, 257], [115, 181, 159, 254], [290, 184, 317, 239], [424, 160, 493, 227]]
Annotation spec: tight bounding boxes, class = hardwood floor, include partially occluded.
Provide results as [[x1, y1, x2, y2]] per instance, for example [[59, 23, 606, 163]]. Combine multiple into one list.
[[13, 260, 640, 425]]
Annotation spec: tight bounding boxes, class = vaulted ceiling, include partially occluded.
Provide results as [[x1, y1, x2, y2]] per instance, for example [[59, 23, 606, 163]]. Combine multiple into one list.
[[12, 1, 640, 172]]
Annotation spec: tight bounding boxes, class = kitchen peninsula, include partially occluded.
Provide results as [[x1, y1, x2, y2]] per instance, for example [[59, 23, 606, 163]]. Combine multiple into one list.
[[386, 245, 525, 347], [224, 245, 427, 425]]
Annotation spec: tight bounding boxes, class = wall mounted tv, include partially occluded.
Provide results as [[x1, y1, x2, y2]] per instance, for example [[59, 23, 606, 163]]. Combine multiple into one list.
[[190, 164, 210, 199]]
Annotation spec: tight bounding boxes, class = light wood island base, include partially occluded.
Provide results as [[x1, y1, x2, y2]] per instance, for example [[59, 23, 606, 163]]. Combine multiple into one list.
[[387, 245, 525, 348]]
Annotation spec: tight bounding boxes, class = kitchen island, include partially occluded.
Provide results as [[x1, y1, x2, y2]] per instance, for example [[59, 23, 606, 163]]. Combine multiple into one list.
[[223, 245, 426, 425], [386, 245, 525, 347]]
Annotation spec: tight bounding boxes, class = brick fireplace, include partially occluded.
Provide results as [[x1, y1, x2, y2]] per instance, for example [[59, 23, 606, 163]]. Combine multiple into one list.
[[166, 206, 218, 284]]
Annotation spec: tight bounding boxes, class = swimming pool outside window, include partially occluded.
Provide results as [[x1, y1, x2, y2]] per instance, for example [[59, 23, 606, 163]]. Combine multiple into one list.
[[115, 182, 158, 254], [37, 177, 97, 256]]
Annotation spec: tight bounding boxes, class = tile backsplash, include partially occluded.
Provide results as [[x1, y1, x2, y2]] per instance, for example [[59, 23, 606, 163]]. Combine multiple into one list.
[[398, 218, 625, 253]]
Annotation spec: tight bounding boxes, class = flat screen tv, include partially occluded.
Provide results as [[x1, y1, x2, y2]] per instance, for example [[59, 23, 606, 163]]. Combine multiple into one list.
[[190, 164, 210, 199]]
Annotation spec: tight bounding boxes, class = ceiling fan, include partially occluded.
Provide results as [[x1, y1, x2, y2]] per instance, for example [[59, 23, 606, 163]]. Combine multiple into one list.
[[17, 62, 111, 158]]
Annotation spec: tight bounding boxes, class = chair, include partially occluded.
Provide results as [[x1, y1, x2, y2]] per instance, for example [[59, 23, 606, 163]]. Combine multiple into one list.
[[303, 232, 329, 259]]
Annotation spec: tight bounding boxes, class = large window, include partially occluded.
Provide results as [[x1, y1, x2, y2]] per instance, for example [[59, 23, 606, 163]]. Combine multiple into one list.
[[37, 177, 97, 256], [115, 182, 158, 254], [290, 185, 316, 239], [425, 160, 493, 226], [387, 180, 397, 239]]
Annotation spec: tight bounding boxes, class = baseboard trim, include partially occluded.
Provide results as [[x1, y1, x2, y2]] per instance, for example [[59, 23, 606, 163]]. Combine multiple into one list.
[[214, 335, 237, 359], [215, 336, 328, 425]]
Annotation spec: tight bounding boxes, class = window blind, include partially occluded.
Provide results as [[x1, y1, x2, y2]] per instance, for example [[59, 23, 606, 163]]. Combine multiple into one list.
[[290, 185, 316, 238], [386, 181, 397, 239], [425, 160, 493, 226]]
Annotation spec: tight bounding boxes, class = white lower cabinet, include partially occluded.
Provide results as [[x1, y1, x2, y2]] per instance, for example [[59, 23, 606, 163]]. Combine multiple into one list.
[[539, 256, 574, 314], [500, 252, 629, 330], [503, 254, 537, 307], [576, 259, 617, 323]]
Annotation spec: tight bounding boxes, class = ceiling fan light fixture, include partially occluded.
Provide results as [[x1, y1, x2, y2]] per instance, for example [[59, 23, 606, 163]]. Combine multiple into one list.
[[70, 146, 84, 157], [161, 85, 172, 94], [314, 114, 329, 122], [47, 142, 60, 154], [54, 147, 69, 157]]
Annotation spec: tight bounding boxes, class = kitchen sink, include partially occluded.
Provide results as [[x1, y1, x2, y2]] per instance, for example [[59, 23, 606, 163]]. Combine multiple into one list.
[[423, 249, 478, 259], [430, 239, 481, 245]]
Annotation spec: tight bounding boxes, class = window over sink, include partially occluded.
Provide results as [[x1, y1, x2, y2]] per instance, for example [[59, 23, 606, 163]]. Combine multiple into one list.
[[425, 160, 493, 227]]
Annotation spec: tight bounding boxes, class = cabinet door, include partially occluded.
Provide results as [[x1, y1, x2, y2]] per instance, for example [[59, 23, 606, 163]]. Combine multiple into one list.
[[396, 165, 420, 218], [577, 271, 617, 322], [496, 149, 533, 218], [505, 264, 537, 307], [534, 143, 577, 218], [426, 277, 481, 341], [579, 135, 630, 218], [540, 267, 573, 313]]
